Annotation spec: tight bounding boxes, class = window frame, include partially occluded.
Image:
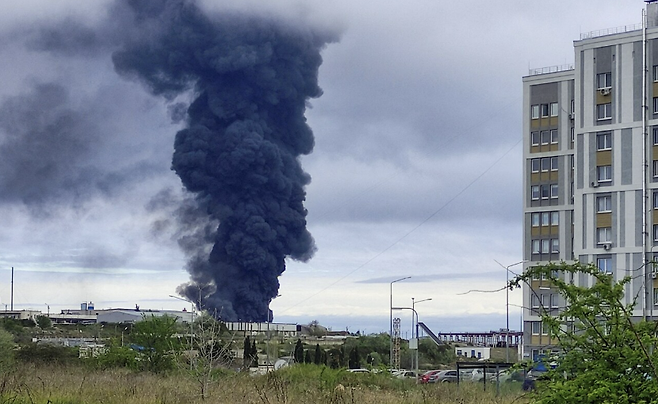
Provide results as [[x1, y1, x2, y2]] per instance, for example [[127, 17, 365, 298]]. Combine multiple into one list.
[[540, 158, 550, 172], [597, 227, 612, 244], [531, 105, 539, 119], [551, 211, 559, 225], [531, 240, 540, 254], [551, 238, 559, 253], [531, 131, 540, 146], [531, 213, 540, 227], [531, 185, 540, 201], [540, 104, 549, 118], [541, 185, 550, 200], [597, 257, 612, 273], [550, 184, 559, 199], [654, 224, 658, 242], [551, 156, 558, 171], [653, 160, 658, 178], [654, 65, 658, 82], [541, 212, 550, 226], [597, 72, 612, 89], [541, 131, 550, 145], [597, 195, 612, 213], [541, 239, 550, 253], [597, 103, 612, 120], [550, 102, 558, 117], [550, 129, 558, 144], [531, 159, 540, 173], [597, 165, 612, 182], [596, 132, 612, 150]]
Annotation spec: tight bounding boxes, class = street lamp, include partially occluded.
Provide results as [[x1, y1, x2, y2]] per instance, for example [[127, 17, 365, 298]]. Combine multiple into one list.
[[390, 276, 411, 369], [392, 306, 419, 382], [44, 303, 49, 317], [411, 298, 431, 370], [495, 259, 526, 363]]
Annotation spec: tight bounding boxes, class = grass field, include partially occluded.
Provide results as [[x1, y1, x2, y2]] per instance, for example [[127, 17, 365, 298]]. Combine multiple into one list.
[[0, 364, 532, 404]]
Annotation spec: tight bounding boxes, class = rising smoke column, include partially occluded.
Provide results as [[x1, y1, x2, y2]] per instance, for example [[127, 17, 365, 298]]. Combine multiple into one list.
[[112, 0, 335, 321]]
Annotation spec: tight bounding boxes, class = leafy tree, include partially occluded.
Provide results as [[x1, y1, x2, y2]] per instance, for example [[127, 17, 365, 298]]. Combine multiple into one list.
[[35, 315, 52, 329], [304, 349, 312, 364], [294, 339, 303, 364], [510, 261, 658, 403], [131, 314, 181, 373], [243, 336, 252, 368]]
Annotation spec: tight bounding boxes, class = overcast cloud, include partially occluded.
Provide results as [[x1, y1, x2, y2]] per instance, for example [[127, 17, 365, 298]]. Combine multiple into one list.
[[0, 1, 643, 333]]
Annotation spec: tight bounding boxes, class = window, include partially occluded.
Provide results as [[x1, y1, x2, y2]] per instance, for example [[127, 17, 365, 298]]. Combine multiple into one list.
[[541, 239, 550, 253], [532, 240, 540, 254], [653, 160, 658, 178], [597, 103, 612, 120], [597, 195, 611, 212], [654, 288, 658, 306], [550, 102, 558, 117], [551, 156, 558, 171], [597, 257, 612, 273], [541, 185, 550, 199], [571, 100, 575, 113], [551, 211, 559, 225], [532, 213, 540, 227], [653, 127, 658, 145], [531, 322, 540, 335], [541, 158, 550, 172], [571, 127, 575, 144], [596, 132, 611, 150], [541, 212, 550, 226], [531, 105, 539, 119], [551, 239, 559, 253], [654, 97, 658, 114], [550, 294, 559, 308], [531, 131, 540, 146], [531, 294, 539, 308], [597, 72, 612, 89], [550, 184, 558, 199], [541, 104, 549, 117], [531, 185, 540, 200], [654, 190, 658, 209], [541, 131, 550, 145], [597, 227, 611, 244], [597, 165, 612, 182], [541, 321, 550, 336], [531, 159, 540, 173], [654, 224, 658, 242], [550, 129, 558, 144]]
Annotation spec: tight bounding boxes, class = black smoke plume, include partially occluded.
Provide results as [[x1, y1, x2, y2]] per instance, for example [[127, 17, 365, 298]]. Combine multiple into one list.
[[113, 0, 335, 321]]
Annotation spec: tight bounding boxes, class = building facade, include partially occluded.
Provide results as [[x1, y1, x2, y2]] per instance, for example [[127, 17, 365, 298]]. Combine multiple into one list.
[[522, 4, 658, 360]]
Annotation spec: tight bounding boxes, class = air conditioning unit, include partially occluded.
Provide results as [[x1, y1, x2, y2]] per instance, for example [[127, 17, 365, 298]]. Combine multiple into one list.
[[599, 87, 611, 96], [591, 181, 600, 188], [569, 112, 575, 120], [652, 272, 657, 279], [602, 242, 612, 251]]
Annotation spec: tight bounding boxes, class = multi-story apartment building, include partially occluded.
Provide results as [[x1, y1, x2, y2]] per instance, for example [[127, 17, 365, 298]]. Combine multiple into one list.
[[522, 4, 658, 360]]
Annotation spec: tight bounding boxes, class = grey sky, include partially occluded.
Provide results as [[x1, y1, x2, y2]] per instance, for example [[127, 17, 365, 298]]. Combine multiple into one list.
[[0, 0, 643, 332]]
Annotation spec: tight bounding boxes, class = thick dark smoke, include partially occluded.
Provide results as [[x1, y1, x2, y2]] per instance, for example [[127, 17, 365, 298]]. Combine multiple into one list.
[[112, 0, 336, 321]]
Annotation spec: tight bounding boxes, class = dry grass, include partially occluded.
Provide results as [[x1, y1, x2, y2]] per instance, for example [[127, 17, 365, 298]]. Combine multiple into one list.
[[0, 365, 532, 404]]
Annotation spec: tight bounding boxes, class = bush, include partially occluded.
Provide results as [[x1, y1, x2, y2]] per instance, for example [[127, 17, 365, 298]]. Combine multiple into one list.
[[17, 343, 78, 365]]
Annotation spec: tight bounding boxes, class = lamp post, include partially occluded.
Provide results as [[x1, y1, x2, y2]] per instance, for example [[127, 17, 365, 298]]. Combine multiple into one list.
[[411, 297, 431, 370], [392, 306, 419, 382], [495, 259, 526, 363], [390, 277, 411, 368], [44, 303, 49, 317]]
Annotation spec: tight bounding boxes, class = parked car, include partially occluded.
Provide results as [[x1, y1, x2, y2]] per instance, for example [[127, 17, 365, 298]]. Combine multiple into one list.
[[347, 368, 370, 373], [434, 369, 459, 383], [393, 370, 417, 379], [419, 369, 442, 384]]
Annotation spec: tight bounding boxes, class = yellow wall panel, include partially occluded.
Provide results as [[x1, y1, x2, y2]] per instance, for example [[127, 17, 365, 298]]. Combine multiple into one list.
[[597, 150, 612, 166], [597, 213, 612, 228]]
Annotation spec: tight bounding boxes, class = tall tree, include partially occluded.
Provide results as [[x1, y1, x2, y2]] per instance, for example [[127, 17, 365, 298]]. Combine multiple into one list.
[[131, 315, 180, 373], [243, 336, 251, 369], [510, 262, 658, 403], [294, 339, 304, 364], [314, 344, 322, 365]]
